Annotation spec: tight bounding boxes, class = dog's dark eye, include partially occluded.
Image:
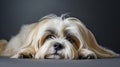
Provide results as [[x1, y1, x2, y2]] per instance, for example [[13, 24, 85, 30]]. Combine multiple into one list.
[[66, 36, 75, 43], [46, 35, 55, 39]]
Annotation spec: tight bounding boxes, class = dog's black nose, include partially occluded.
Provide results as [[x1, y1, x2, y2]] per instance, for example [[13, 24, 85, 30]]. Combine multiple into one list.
[[54, 43, 63, 51]]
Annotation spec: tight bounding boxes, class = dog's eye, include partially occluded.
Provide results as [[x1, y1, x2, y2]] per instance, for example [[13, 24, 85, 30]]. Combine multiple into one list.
[[66, 36, 75, 43], [46, 35, 55, 39]]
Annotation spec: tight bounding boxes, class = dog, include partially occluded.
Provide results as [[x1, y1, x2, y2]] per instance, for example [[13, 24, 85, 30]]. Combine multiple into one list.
[[0, 14, 119, 59]]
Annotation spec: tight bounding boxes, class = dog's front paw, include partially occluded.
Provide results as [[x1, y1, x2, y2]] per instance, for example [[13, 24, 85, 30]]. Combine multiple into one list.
[[11, 52, 35, 59], [79, 54, 97, 59], [18, 52, 34, 59], [11, 47, 35, 59], [79, 49, 97, 59]]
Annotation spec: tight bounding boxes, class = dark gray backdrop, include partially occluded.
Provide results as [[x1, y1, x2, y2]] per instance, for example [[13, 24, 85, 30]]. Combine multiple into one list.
[[0, 0, 120, 53]]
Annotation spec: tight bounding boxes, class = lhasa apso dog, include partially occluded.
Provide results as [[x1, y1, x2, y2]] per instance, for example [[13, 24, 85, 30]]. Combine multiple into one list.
[[0, 14, 119, 59]]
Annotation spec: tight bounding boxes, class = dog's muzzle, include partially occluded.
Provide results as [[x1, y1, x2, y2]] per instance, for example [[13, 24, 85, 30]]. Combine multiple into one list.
[[45, 42, 64, 59]]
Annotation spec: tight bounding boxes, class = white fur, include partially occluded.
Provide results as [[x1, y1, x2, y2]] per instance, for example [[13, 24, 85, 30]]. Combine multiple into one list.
[[1, 23, 37, 56]]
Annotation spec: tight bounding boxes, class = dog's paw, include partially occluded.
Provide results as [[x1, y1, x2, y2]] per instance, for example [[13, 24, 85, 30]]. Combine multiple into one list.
[[11, 52, 35, 59], [79, 54, 97, 59], [79, 49, 97, 59], [18, 52, 34, 59], [11, 47, 36, 59], [11, 48, 35, 59]]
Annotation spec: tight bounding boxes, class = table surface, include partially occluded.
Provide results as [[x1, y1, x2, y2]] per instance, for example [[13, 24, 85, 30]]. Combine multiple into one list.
[[0, 57, 120, 67]]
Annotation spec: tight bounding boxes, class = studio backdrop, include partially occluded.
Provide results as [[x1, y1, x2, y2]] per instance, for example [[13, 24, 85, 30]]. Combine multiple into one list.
[[0, 0, 120, 53]]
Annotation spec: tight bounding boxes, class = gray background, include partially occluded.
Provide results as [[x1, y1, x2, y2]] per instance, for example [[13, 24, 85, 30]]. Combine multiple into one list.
[[0, 0, 120, 53]]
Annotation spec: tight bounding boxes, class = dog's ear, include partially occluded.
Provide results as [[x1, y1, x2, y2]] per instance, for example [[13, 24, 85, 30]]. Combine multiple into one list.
[[86, 29, 119, 58], [23, 18, 50, 52], [72, 18, 119, 58]]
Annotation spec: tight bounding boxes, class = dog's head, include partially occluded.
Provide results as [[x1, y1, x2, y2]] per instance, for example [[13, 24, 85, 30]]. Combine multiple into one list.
[[24, 14, 118, 59]]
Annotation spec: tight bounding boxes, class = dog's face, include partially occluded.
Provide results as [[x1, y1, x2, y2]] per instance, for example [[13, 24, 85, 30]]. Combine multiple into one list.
[[36, 18, 80, 59], [32, 15, 97, 59]]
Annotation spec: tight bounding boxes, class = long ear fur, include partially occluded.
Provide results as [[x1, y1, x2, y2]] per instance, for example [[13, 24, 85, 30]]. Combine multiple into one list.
[[86, 30, 119, 58], [21, 18, 50, 52], [72, 18, 119, 58]]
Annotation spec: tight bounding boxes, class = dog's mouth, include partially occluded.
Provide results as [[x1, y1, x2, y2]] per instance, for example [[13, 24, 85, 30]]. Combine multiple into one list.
[[45, 53, 64, 59]]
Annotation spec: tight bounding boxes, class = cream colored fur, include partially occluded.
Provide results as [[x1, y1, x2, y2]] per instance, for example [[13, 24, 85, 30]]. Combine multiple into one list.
[[0, 14, 119, 59]]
